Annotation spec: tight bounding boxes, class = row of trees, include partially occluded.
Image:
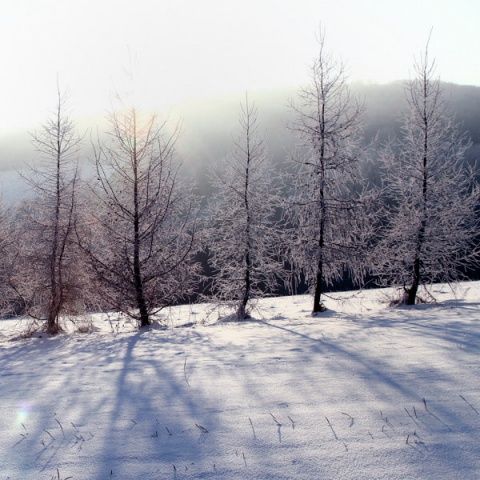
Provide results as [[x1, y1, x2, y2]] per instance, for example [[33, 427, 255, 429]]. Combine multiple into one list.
[[1, 35, 478, 332]]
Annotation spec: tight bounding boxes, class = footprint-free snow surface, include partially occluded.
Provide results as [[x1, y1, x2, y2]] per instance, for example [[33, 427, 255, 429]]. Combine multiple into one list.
[[1, 283, 479, 479]]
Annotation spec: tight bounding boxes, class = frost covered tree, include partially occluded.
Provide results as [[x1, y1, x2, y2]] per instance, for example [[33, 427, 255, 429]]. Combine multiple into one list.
[[81, 103, 199, 328], [206, 96, 283, 319], [286, 30, 368, 314], [373, 49, 479, 304], [14, 86, 83, 333]]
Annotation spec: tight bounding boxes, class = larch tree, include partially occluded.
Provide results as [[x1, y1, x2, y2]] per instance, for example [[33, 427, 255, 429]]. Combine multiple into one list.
[[373, 48, 479, 304], [14, 85, 83, 333], [82, 103, 199, 328], [206, 96, 283, 319], [286, 30, 368, 314]]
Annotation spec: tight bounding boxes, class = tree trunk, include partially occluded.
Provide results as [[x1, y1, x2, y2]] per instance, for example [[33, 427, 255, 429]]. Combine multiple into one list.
[[405, 256, 421, 305], [134, 262, 149, 327], [312, 89, 328, 315], [238, 250, 251, 319], [405, 78, 429, 307], [133, 210, 149, 327], [239, 118, 252, 320], [46, 122, 63, 334], [313, 162, 326, 314], [46, 295, 61, 334], [132, 121, 150, 329], [313, 207, 326, 314], [312, 263, 326, 313]]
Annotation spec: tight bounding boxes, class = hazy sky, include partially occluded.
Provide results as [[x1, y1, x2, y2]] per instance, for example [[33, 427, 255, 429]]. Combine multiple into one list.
[[1, 0, 480, 133]]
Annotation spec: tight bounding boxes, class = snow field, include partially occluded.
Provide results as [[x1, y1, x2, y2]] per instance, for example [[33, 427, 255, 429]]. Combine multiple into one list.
[[0, 284, 479, 479]]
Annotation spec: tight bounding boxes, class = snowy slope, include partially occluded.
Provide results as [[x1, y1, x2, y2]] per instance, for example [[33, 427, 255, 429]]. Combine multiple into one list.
[[0, 283, 479, 479]]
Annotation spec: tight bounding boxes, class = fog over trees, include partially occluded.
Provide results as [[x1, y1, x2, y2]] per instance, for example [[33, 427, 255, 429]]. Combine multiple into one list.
[[0, 39, 479, 330], [1, 82, 479, 200]]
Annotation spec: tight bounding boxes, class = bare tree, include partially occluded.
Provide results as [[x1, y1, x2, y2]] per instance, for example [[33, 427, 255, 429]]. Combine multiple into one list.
[[286, 30, 367, 314], [82, 104, 199, 328], [206, 96, 283, 319], [13, 85, 83, 333], [373, 48, 479, 304]]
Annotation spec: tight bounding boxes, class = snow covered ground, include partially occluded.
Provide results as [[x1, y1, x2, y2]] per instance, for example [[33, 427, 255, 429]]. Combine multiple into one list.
[[1, 282, 479, 479]]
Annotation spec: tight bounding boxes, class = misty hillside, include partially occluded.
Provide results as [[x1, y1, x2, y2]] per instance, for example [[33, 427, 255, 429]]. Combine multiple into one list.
[[359, 81, 480, 144], [175, 81, 480, 195], [1, 81, 479, 202]]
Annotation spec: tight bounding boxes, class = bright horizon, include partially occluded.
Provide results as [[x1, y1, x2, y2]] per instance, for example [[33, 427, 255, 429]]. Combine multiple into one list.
[[1, 0, 480, 133]]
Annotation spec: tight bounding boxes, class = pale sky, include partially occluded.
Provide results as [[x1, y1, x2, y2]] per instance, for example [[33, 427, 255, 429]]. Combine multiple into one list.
[[1, 0, 480, 133]]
